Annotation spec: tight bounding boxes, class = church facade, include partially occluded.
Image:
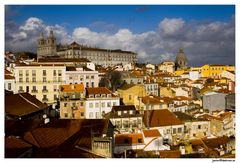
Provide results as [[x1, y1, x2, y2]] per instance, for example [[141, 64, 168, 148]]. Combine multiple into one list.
[[37, 31, 137, 67]]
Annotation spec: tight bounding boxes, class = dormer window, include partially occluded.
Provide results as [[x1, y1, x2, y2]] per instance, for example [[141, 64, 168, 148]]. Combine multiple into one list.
[[95, 94, 100, 98], [107, 94, 112, 98], [101, 94, 106, 98], [124, 110, 127, 114], [118, 111, 121, 116], [89, 94, 94, 98], [129, 110, 133, 114]]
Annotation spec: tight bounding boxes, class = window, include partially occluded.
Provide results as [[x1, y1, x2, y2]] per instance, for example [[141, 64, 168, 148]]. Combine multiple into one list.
[[89, 103, 93, 108], [32, 86, 36, 92], [64, 103, 67, 107], [64, 113, 68, 118], [96, 112, 100, 118], [54, 85, 57, 92], [26, 77, 29, 83], [53, 70, 56, 76], [113, 102, 116, 106], [54, 94, 57, 100], [129, 110, 133, 114], [91, 75, 94, 79], [86, 76, 89, 79], [129, 95, 132, 100], [26, 70, 29, 76], [43, 77, 47, 82], [81, 112, 84, 117], [58, 70, 62, 76], [58, 77, 62, 82], [173, 128, 176, 134], [80, 102, 84, 106], [72, 113, 75, 118], [198, 125, 201, 129], [19, 78, 23, 83], [43, 86, 47, 91], [124, 110, 127, 114], [19, 70, 23, 76], [89, 112, 93, 118], [118, 111, 121, 116], [178, 128, 182, 133], [8, 83, 11, 90], [32, 77, 36, 83], [19, 86, 23, 91], [86, 82, 89, 88], [107, 102, 111, 107], [53, 77, 57, 82], [95, 103, 99, 108], [102, 102, 105, 107], [43, 70, 46, 76], [32, 70, 36, 76], [91, 82, 94, 87]]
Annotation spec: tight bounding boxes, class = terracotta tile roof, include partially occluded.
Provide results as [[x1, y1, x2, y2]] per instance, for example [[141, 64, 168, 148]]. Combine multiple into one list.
[[143, 109, 183, 127], [143, 129, 161, 137], [142, 96, 161, 104], [5, 93, 48, 118], [118, 84, 136, 90], [203, 136, 229, 148], [174, 112, 207, 122], [60, 84, 84, 92], [172, 96, 192, 101], [5, 69, 12, 75], [23, 119, 111, 149], [5, 136, 33, 158], [159, 150, 181, 158], [86, 87, 112, 95], [115, 133, 144, 145], [5, 75, 15, 79]]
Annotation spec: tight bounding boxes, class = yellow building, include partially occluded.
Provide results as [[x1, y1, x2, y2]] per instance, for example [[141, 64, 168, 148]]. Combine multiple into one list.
[[14, 63, 66, 107], [59, 84, 85, 119], [174, 69, 186, 76], [201, 64, 235, 78], [117, 84, 146, 110], [160, 87, 176, 97]]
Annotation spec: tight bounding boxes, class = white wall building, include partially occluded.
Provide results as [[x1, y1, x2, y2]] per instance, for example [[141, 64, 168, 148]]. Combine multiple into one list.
[[85, 87, 120, 119], [65, 66, 99, 88]]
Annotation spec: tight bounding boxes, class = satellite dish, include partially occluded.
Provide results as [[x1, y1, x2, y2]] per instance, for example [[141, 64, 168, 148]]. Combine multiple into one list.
[[43, 114, 47, 119]]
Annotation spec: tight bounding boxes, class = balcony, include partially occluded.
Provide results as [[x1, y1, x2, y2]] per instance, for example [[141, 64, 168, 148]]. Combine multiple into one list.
[[18, 90, 24, 93], [42, 89, 48, 93], [31, 90, 38, 93], [42, 98, 48, 102], [71, 106, 78, 110]]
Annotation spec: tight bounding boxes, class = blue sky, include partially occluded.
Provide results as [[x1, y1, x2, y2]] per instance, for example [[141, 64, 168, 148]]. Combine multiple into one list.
[[5, 5, 235, 66], [7, 5, 234, 33]]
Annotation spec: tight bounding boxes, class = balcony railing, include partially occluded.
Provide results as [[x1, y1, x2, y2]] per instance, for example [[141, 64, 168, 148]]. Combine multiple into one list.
[[31, 90, 38, 93], [42, 89, 48, 93], [42, 98, 48, 102], [18, 90, 24, 93]]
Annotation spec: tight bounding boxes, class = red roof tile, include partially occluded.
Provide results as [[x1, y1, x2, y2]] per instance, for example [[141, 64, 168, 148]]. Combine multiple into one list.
[[60, 84, 84, 92], [159, 150, 181, 158], [115, 133, 144, 145], [144, 109, 183, 127], [86, 87, 112, 95], [143, 129, 161, 137]]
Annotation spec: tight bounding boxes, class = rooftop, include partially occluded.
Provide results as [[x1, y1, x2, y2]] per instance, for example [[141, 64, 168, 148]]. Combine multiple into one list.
[[60, 84, 85, 92], [115, 133, 144, 146], [5, 93, 48, 118], [86, 87, 112, 95], [143, 129, 161, 137], [143, 109, 183, 127]]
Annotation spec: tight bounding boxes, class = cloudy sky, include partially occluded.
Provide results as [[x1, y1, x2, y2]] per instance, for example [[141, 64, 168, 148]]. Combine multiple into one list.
[[5, 5, 235, 66]]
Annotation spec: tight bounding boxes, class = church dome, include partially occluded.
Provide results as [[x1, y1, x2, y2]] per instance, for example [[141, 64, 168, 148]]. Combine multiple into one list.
[[175, 48, 188, 70]]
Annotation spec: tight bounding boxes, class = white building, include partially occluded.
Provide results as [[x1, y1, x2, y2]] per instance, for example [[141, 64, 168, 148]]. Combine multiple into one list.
[[158, 61, 175, 74], [144, 82, 159, 96], [65, 66, 99, 88], [85, 87, 120, 119], [4, 69, 16, 93]]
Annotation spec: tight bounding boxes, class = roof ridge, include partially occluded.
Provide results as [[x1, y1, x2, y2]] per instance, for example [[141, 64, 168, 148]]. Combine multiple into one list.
[[18, 93, 41, 109]]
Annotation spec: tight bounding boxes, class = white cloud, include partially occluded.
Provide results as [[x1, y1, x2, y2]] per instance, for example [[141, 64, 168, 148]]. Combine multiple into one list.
[[159, 18, 185, 35], [5, 17, 235, 66]]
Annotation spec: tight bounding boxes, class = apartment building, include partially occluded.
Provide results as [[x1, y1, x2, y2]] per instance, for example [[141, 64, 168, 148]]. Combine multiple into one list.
[[14, 63, 66, 106], [85, 87, 120, 119]]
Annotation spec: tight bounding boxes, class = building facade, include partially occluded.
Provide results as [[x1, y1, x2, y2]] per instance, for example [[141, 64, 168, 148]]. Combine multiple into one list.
[[37, 31, 137, 67], [14, 64, 66, 106]]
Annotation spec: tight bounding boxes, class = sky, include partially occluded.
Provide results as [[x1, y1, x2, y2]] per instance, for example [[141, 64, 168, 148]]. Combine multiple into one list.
[[5, 5, 235, 66]]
